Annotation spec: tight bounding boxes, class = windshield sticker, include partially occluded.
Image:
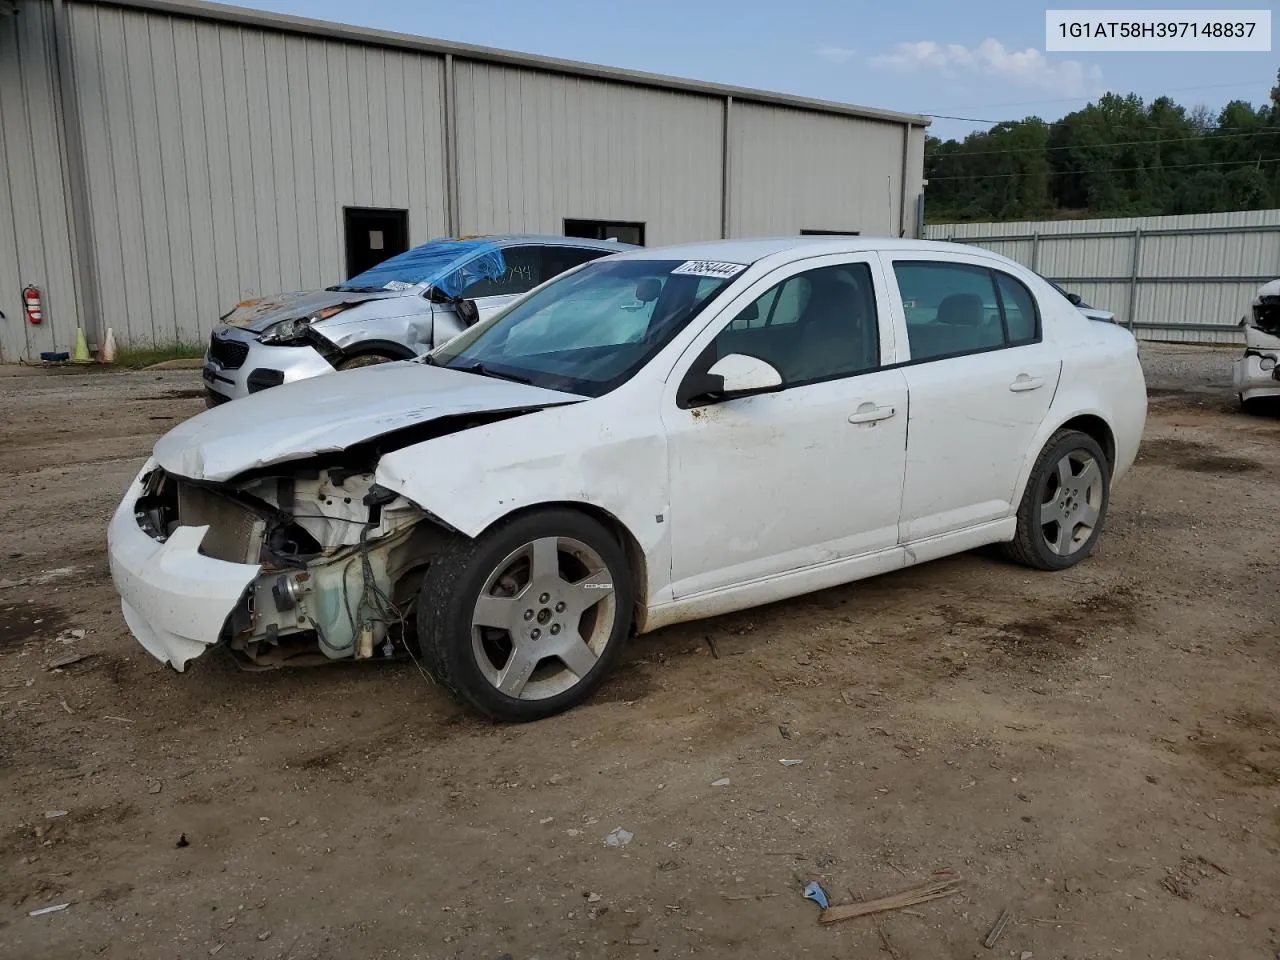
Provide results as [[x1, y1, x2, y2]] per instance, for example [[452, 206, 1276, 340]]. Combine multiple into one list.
[[670, 260, 748, 279], [382, 280, 416, 291]]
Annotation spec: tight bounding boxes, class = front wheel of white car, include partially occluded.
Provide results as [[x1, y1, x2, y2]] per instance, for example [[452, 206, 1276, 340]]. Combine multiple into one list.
[[416, 509, 634, 721], [1005, 428, 1111, 571]]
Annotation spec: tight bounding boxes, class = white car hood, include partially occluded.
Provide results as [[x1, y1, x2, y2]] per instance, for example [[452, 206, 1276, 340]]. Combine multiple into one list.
[[1252, 278, 1280, 304], [154, 362, 583, 482]]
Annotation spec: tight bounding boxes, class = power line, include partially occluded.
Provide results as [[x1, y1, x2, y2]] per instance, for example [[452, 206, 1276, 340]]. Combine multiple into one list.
[[917, 77, 1276, 114], [927, 156, 1280, 182], [929, 128, 1280, 159]]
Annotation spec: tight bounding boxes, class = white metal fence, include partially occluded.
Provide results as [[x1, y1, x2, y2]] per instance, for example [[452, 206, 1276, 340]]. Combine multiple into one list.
[[925, 209, 1280, 344]]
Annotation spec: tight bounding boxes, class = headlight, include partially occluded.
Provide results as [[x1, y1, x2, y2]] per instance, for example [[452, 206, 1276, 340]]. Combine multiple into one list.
[[260, 317, 310, 344], [1261, 356, 1277, 372], [259, 306, 348, 345]]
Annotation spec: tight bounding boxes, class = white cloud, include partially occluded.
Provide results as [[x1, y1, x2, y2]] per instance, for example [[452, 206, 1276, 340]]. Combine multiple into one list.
[[815, 45, 857, 64], [870, 38, 1102, 97]]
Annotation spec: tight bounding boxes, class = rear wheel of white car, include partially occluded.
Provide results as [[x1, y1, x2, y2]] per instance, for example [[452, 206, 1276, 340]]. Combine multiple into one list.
[[337, 351, 398, 370], [1006, 429, 1110, 571], [416, 509, 634, 722]]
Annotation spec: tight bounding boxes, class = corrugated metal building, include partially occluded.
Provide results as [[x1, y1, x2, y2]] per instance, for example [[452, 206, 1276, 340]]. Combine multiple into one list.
[[925, 210, 1280, 344], [0, 0, 928, 362]]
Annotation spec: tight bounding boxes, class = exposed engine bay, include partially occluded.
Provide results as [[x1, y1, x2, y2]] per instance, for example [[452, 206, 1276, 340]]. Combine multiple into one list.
[[133, 464, 448, 668]]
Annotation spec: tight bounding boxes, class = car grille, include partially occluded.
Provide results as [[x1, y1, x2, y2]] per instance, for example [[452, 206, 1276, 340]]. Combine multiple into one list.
[[208, 333, 249, 370]]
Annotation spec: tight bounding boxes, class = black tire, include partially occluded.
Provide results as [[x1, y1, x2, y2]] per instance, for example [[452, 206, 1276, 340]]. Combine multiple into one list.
[[416, 508, 634, 722], [1240, 394, 1275, 416], [336, 351, 399, 370], [1005, 428, 1110, 571]]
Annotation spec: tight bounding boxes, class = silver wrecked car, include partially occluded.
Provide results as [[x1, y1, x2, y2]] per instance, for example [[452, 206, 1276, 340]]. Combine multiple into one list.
[[202, 235, 631, 405]]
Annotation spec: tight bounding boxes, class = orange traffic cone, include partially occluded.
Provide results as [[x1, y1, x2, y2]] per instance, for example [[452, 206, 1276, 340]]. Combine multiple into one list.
[[99, 327, 117, 364]]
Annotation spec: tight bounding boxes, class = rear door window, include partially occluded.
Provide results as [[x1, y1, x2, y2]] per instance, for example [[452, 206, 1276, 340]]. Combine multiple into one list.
[[892, 261, 1041, 361]]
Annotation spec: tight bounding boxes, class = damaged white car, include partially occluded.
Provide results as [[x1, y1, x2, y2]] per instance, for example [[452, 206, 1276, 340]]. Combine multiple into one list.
[[1234, 278, 1280, 411], [109, 238, 1147, 721]]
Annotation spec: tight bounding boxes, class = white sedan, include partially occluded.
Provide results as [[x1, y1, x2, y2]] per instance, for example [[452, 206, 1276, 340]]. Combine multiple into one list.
[[107, 238, 1147, 721]]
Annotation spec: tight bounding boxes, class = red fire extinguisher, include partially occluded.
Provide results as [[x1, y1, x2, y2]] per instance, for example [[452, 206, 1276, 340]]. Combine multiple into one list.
[[23, 285, 43, 325]]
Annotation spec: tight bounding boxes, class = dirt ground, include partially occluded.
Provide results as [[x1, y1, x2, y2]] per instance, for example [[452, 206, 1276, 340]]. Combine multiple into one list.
[[1, 344, 1278, 960]]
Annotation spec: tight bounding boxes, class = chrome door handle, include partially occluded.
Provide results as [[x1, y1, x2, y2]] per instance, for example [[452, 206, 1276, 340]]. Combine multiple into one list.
[[1009, 375, 1045, 392], [848, 403, 896, 424]]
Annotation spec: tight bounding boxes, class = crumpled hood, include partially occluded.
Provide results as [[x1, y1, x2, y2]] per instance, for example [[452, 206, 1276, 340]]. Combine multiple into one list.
[[154, 363, 584, 482], [221, 288, 405, 333]]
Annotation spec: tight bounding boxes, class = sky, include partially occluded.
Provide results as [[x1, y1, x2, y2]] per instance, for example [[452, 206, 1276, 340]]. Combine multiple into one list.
[[223, 0, 1278, 141]]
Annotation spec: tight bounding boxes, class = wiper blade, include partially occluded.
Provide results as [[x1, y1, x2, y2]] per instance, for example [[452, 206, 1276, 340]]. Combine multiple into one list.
[[452, 361, 534, 385]]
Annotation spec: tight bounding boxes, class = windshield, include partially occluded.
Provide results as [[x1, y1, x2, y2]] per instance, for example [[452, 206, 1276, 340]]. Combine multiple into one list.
[[430, 259, 742, 397], [334, 239, 507, 295]]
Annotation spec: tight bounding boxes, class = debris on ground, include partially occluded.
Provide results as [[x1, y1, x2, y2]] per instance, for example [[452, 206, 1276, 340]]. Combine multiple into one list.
[[705, 636, 720, 659], [46, 653, 89, 670], [603, 827, 633, 848], [586, 892, 601, 903], [176, 833, 190, 848], [711, 778, 730, 787], [779, 759, 803, 766], [983, 906, 1012, 947], [55, 628, 86, 643], [779, 724, 792, 740], [148, 781, 163, 794], [29, 902, 71, 917], [803, 881, 830, 909], [819, 878, 960, 925], [44, 810, 68, 819]]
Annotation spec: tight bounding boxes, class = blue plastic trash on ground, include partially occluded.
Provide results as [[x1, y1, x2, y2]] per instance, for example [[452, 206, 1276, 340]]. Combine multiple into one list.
[[803, 880, 830, 909]]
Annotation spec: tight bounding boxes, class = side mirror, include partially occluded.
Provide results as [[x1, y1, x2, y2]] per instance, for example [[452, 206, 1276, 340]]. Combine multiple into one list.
[[679, 353, 783, 407], [455, 298, 480, 327], [1065, 292, 1083, 306]]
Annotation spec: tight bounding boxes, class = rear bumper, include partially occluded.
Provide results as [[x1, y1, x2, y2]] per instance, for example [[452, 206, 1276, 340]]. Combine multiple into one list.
[[107, 460, 260, 670], [203, 328, 335, 403], [1233, 351, 1280, 402]]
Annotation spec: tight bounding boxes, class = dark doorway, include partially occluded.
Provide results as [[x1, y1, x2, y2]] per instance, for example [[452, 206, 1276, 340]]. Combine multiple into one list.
[[344, 207, 409, 278], [564, 218, 646, 246]]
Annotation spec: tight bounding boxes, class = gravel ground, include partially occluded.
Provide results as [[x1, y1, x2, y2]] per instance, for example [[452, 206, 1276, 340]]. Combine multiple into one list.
[[1138, 341, 1239, 398]]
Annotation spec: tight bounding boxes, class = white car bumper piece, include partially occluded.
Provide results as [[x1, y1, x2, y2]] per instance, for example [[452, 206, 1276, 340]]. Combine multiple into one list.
[[1233, 351, 1280, 403], [107, 461, 260, 670]]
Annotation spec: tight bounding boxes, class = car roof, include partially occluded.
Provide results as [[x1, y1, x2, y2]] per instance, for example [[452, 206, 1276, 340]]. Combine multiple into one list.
[[451, 234, 637, 252], [604, 236, 1018, 268]]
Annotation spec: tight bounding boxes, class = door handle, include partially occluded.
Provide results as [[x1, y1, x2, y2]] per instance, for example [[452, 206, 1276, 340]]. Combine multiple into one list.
[[848, 403, 896, 424], [1009, 374, 1045, 392]]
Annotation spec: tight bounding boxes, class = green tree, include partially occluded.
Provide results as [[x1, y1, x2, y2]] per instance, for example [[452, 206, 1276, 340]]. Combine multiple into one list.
[[923, 77, 1280, 222]]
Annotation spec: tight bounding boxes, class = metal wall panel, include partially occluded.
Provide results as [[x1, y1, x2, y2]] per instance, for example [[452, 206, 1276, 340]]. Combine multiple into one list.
[[6, 0, 924, 354], [452, 62, 724, 245], [63, 2, 449, 347], [926, 210, 1280, 342], [0, 0, 79, 361], [731, 103, 906, 238]]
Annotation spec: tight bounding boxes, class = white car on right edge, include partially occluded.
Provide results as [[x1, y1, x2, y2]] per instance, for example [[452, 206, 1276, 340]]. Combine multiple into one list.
[[1234, 278, 1280, 411], [108, 237, 1148, 722]]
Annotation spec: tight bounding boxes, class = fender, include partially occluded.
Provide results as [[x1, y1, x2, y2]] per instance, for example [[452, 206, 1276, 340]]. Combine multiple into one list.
[[1009, 345, 1146, 510], [372, 383, 678, 606]]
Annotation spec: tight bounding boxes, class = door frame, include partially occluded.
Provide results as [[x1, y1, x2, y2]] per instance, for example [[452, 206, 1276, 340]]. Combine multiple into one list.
[[342, 206, 410, 280]]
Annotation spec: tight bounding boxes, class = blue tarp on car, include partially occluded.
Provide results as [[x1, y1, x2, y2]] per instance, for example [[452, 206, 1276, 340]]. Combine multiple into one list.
[[337, 239, 508, 298]]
